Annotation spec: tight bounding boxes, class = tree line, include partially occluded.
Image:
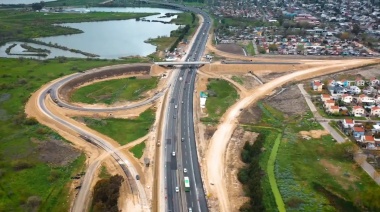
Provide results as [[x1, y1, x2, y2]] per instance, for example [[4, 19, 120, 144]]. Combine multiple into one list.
[[169, 24, 190, 52], [238, 134, 266, 212]]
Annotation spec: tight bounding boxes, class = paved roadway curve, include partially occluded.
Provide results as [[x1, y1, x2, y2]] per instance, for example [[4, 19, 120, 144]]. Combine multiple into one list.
[[49, 69, 166, 112], [161, 4, 211, 212]]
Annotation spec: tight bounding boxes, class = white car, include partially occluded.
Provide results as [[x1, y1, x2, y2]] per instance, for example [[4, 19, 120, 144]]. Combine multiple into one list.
[[172, 152, 176, 156], [175, 105, 178, 109], [189, 208, 192, 212], [175, 186, 179, 192], [184, 168, 187, 173]]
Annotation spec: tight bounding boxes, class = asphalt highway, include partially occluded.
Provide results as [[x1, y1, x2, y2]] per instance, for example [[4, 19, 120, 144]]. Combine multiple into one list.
[[162, 5, 211, 212], [36, 87, 149, 211], [49, 70, 166, 112]]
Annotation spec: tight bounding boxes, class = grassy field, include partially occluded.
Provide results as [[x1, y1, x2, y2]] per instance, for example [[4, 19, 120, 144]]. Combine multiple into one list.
[[246, 41, 256, 56], [98, 165, 111, 179], [81, 108, 155, 145], [70, 77, 159, 105], [0, 10, 157, 45], [129, 141, 146, 159], [0, 57, 131, 211], [242, 102, 380, 211], [231, 76, 244, 85], [201, 79, 239, 123]]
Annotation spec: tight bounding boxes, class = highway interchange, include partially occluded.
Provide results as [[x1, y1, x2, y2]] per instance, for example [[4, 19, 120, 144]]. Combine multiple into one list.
[[34, 2, 212, 212]]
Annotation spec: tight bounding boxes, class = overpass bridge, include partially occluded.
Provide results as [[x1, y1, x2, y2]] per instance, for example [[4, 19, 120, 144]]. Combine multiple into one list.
[[154, 61, 210, 66]]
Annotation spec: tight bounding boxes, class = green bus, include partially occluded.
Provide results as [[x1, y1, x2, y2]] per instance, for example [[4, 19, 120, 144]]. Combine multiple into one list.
[[184, 177, 190, 192]]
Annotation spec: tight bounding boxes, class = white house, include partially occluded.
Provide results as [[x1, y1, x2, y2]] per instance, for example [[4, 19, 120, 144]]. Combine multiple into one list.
[[329, 105, 340, 113], [370, 77, 379, 86], [360, 135, 376, 149], [349, 86, 361, 94], [341, 94, 353, 103], [371, 106, 380, 116], [312, 80, 324, 91], [352, 106, 365, 117], [343, 119, 355, 128], [324, 100, 335, 108], [356, 78, 365, 86], [359, 94, 375, 104]]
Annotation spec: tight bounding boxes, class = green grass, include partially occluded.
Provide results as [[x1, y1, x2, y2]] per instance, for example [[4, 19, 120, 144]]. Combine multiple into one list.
[[0, 10, 158, 45], [231, 76, 244, 85], [246, 41, 256, 56], [201, 79, 239, 123], [98, 165, 111, 179], [45, 0, 105, 7], [0, 57, 134, 211], [146, 12, 199, 54], [129, 141, 146, 159], [70, 77, 159, 105], [267, 133, 286, 212], [247, 103, 380, 211], [81, 108, 155, 145]]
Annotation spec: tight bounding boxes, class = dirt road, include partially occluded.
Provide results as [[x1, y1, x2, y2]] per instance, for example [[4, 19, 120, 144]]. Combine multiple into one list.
[[204, 59, 379, 212]]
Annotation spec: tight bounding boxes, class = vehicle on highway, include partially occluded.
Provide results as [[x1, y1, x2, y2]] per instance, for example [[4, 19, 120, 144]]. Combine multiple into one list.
[[172, 152, 176, 156], [184, 168, 187, 173], [184, 177, 190, 192], [175, 105, 178, 109], [189, 208, 192, 212], [175, 186, 179, 192], [173, 115, 176, 119], [182, 101, 184, 104], [136, 175, 140, 180], [179, 77, 183, 81], [181, 137, 184, 142]]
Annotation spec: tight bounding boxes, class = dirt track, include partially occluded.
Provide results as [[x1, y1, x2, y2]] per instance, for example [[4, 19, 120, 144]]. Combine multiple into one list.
[[203, 58, 380, 212]]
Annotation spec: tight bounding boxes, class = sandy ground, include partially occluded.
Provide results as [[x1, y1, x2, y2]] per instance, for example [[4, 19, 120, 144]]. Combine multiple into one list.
[[299, 130, 330, 139], [24, 67, 173, 211], [203, 58, 379, 212]]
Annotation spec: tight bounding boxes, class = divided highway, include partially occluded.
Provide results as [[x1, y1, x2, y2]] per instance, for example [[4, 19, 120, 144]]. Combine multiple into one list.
[[163, 6, 211, 212]]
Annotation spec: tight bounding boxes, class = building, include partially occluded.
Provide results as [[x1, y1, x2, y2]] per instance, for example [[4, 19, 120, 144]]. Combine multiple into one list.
[[370, 77, 379, 86], [329, 105, 340, 113], [312, 80, 324, 91], [353, 127, 365, 138], [371, 106, 380, 116], [352, 106, 365, 117], [324, 100, 335, 108], [349, 86, 361, 94], [343, 119, 355, 128], [341, 94, 353, 103], [321, 94, 332, 102], [360, 135, 375, 149], [356, 78, 365, 86]]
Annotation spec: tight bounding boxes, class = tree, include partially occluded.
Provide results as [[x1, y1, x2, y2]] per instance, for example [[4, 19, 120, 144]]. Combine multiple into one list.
[[268, 44, 278, 52], [31, 2, 43, 11], [340, 32, 350, 40], [352, 24, 361, 35], [296, 44, 304, 53]]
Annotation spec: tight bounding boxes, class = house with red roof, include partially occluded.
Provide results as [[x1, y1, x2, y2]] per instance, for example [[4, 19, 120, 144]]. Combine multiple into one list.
[[371, 106, 380, 116], [352, 106, 365, 117]]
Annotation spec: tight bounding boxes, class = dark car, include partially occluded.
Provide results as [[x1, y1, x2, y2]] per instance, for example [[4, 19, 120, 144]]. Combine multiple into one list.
[[136, 175, 140, 180]]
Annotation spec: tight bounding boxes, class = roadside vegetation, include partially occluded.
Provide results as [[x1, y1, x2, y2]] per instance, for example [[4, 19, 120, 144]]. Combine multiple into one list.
[[231, 76, 244, 85], [201, 79, 239, 123], [91, 175, 124, 212], [129, 141, 146, 159], [79, 108, 155, 145], [239, 102, 380, 211], [0, 10, 158, 46], [146, 12, 199, 53], [245, 41, 256, 56], [70, 76, 159, 105], [0, 57, 130, 211]]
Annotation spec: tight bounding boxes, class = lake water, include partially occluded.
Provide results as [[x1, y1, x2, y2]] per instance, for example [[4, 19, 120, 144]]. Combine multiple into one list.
[[0, 7, 182, 59], [36, 7, 182, 59], [0, 0, 55, 4]]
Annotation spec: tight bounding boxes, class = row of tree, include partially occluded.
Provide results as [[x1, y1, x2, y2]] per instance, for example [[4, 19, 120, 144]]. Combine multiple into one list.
[[92, 175, 124, 212], [169, 24, 190, 52], [238, 134, 266, 212]]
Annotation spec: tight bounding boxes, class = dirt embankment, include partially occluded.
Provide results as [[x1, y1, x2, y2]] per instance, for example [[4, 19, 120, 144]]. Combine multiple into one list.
[[225, 127, 258, 212], [60, 64, 151, 101]]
